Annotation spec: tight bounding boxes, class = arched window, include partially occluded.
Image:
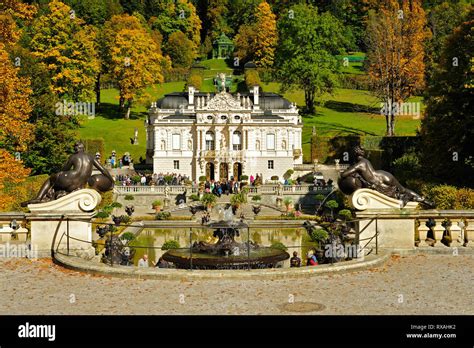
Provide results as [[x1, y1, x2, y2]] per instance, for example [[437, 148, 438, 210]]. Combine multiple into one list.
[[205, 131, 215, 150], [233, 131, 242, 150]]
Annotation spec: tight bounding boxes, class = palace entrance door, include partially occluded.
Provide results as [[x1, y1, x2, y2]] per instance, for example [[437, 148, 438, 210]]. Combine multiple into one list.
[[206, 162, 215, 181], [219, 163, 229, 180], [233, 162, 242, 181]]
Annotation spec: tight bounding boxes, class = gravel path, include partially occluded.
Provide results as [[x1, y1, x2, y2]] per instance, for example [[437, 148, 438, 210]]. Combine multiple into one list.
[[0, 254, 472, 315]]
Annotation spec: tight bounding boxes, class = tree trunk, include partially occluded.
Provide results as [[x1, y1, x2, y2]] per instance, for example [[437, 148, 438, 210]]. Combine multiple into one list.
[[119, 96, 125, 109], [95, 73, 101, 106], [305, 87, 315, 114], [124, 99, 132, 119]]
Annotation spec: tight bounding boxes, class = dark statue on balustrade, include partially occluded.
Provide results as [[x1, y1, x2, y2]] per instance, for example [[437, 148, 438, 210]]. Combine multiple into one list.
[[338, 146, 434, 207], [21, 142, 114, 206]]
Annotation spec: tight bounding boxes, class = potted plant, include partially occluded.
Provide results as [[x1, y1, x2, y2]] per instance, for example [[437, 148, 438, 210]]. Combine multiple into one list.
[[283, 197, 293, 212], [230, 192, 246, 214], [152, 199, 163, 212], [200, 193, 217, 211], [251, 195, 262, 216]]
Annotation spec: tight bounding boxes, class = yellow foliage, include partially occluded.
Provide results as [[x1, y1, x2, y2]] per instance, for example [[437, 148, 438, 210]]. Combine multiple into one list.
[[0, 43, 34, 152], [30, 0, 99, 100]]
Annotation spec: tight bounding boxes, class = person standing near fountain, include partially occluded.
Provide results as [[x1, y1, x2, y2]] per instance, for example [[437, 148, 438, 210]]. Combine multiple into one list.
[[290, 251, 301, 267], [138, 254, 149, 267]]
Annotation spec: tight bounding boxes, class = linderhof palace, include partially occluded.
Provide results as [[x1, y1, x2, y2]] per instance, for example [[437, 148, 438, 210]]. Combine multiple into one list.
[[145, 74, 303, 182]]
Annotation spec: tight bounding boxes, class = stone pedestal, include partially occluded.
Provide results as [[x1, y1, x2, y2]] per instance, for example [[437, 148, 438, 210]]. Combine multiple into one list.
[[352, 189, 418, 251], [28, 189, 101, 258]]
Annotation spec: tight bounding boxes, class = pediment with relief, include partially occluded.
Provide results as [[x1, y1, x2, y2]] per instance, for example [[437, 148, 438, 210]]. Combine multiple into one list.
[[206, 92, 242, 111]]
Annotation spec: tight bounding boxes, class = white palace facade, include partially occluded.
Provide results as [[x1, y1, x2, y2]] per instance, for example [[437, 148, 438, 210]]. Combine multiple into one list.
[[146, 81, 303, 182]]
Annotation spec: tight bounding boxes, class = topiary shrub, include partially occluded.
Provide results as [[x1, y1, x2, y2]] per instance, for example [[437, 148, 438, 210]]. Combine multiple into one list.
[[162, 239, 180, 250], [252, 195, 262, 203], [270, 241, 288, 251], [124, 195, 134, 201], [96, 211, 110, 219], [110, 202, 122, 208], [199, 175, 207, 182], [271, 175, 279, 181], [309, 228, 329, 247], [240, 175, 249, 181], [155, 211, 171, 220], [338, 209, 352, 221], [120, 232, 135, 242]]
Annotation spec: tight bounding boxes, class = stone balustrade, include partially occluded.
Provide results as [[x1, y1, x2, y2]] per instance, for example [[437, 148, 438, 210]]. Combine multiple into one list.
[[114, 184, 333, 196]]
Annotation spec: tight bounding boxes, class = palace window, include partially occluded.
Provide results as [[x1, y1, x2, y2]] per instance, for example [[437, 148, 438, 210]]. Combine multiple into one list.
[[172, 134, 181, 150], [233, 131, 242, 150], [205, 131, 215, 150], [266, 133, 275, 150], [174, 160, 179, 170], [268, 160, 274, 169]]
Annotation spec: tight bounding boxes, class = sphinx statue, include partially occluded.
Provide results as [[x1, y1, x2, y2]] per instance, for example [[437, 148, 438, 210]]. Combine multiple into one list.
[[338, 145, 434, 208], [21, 142, 114, 206]]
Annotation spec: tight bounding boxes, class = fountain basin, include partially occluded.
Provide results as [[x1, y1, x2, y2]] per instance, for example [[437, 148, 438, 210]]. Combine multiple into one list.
[[162, 247, 290, 269]]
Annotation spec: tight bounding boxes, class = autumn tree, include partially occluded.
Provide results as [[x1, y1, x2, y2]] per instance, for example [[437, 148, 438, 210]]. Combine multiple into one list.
[[234, 24, 256, 65], [254, 1, 278, 68], [234, 1, 277, 67], [420, 13, 474, 186], [166, 30, 195, 68], [0, 0, 36, 46], [365, 0, 430, 136], [275, 4, 347, 114], [30, 0, 99, 101], [0, 43, 34, 210], [103, 14, 167, 119]]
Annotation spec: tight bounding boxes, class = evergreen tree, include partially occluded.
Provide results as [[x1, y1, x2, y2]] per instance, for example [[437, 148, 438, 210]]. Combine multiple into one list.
[[420, 12, 474, 186]]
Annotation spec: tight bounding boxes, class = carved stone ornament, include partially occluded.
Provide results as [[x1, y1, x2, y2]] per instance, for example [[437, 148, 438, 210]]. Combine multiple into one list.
[[206, 92, 242, 111]]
